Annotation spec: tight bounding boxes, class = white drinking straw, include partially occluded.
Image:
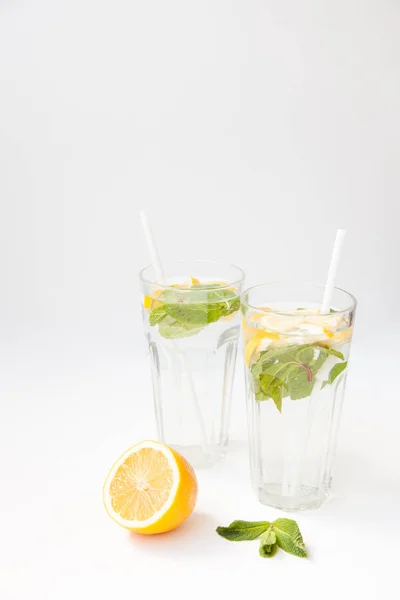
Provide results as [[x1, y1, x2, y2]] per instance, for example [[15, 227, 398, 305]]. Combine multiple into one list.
[[140, 211, 166, 285], [320, 229, 346, 314], [140, 210, 208, 455], [283, 228, 347, 498]]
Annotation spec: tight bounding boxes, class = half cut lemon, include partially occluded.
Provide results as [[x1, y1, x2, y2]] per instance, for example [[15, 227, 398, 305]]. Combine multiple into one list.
[[103, 441, 198, 535]]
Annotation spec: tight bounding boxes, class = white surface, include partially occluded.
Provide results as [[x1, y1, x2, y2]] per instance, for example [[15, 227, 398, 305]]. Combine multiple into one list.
[[1, 335, 400, 599], [1, 1, 400, 598]]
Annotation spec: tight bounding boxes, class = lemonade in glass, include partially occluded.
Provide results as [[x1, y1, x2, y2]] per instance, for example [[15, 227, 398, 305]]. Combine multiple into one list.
[[242, 282, 356, 510], [140, 260, 244, 468]]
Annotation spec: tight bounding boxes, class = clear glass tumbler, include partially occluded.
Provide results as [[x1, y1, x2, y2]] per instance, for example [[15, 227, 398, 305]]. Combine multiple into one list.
[[140, 260, 245, 468], [241, 282, 356, 510]]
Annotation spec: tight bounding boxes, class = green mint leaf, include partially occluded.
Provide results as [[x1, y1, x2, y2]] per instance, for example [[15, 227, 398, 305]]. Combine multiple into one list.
[[149, 305, 167, 326], [259, 527, 278, 558], [216, 520, 270, 542], [223, 297, 240, 317], [251, 342, 347, 410], [161, 285, 237, 307], [206, 286, 235, 301], [197, 287, 240, 320], [259, 541, 278, 558], [148, 303, 204, 338], [191, 283, 223, 289], [322, 346, 344, 360], [158, 284, 240, 329], [272, 518, 307, 558], [258, 372, 284, 411], [255, 390, 269, 402], [158, 316, 204, 339], [165, 302, 221, 325], [295, 345, 315, 363], [321, 361, 347, 389], [261, 527, 276, 546], [251, 346, 297, 380], [209, 289, 240, 317], [285, 369, 314, 400], [252, 345, 316, 405]]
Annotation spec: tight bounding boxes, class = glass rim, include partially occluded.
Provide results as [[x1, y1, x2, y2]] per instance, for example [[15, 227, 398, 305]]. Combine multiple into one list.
[[241, 281, 357, 317], [139, 259, 245, 291]]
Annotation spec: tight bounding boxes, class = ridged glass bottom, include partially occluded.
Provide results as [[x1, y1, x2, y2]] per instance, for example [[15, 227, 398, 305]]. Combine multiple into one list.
[[256, 482, 331, 511]]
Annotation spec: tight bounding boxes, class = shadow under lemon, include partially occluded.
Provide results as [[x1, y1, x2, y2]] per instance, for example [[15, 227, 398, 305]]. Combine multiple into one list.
[[128, 512, 219, 556]]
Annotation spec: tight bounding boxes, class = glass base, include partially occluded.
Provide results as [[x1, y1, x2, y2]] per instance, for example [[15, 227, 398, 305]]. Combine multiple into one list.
[[171, 444, 226, 469], [256, 483, 331, 511]]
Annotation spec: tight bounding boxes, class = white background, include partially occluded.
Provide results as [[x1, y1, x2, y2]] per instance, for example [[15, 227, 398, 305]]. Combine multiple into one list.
[[1, 1, 399, 598]]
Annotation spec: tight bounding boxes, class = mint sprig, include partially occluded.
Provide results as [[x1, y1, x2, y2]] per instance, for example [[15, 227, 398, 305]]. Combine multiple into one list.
[[251, 343, 346, 411], [148, 283, 240, 339], [216, 518, 307, 559]]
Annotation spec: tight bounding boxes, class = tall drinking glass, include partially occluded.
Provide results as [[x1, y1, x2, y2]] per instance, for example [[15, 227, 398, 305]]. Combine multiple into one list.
[[241, 282, 356, 510], [140, 260, 245, 468]]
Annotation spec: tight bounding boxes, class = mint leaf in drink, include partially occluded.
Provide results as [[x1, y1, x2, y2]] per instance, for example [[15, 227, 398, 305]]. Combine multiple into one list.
[[272, 518, 307, 558], [148, 282, 240, 338], [251, 342, 346, 410], [251, 344, 318, 403], [322, 347, 345, 360], [259, 528, 278, 558], [206, 287, 240, 317], [255, 390, 268, 402], [158, 317, 204, 339], [163, 286, 239, 324], [149, 305, 167, 326], [285, 367, 314, 400], [148, 298, 205, 338], [321, 361, 347, 389], [216, 520, 270, 541], [251, 345, 298, 379], [259, 372, 284, 411], [165, 302, 222, 325]]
